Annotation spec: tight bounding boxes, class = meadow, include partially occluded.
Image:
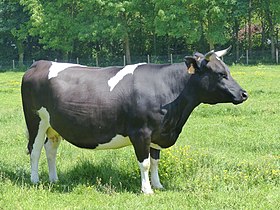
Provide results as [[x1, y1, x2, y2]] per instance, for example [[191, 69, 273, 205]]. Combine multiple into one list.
[[0, 65, 279, 209]]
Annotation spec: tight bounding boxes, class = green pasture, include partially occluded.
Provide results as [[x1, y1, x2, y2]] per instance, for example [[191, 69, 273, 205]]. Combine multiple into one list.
[[0, 65, 279, 209]]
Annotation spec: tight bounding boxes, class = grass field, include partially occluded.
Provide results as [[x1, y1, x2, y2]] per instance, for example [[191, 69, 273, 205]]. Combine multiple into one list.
[[0, 65, 279, 209]]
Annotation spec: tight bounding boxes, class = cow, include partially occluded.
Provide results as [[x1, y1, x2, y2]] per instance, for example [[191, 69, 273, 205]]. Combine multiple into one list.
[[21, 47, 248, 194]]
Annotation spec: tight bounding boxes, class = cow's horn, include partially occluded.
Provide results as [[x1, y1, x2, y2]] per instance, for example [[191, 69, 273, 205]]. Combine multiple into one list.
[[214, 45, 232, 58], [205, 50, 215, 61]]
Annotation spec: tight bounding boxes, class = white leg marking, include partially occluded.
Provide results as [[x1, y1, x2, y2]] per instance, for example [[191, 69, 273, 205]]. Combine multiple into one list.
[[48, 62, 86, 79], [138, 155, 153, 194], [30, 108, 50, 183], [108, 63, 146, 91], [44, 137, 61, 182], [150, 158, 164, 189]]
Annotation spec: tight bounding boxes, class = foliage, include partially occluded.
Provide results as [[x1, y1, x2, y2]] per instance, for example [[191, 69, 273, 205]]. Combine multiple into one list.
[[0, 65, 279, 209], [0, 0, 30, 63], [1, 1, 280, 62]]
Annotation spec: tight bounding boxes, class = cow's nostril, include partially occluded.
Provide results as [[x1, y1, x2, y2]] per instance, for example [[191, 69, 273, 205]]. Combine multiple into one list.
[[242, 91, 248, 100]]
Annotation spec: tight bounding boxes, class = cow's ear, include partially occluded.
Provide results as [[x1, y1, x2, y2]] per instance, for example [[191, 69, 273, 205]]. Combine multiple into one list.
[[184, 56, 199, 74]]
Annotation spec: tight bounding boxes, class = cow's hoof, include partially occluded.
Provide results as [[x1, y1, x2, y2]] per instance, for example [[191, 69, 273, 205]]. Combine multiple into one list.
[[142, 188, 154, 195], [49, 177, 58, 183], [153, 184, 164, 189], [151, 180, 164, 189], [31, 176, 39, 184]]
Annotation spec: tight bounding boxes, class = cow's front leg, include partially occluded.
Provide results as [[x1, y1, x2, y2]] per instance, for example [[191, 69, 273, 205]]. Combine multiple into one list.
[[130, 127, 153, 194], [138, 154, 153, 194], [150, 148, 164, 189]]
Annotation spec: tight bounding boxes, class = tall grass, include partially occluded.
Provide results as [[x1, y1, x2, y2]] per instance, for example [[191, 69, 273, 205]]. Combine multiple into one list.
[[0, 66, 279, 209]]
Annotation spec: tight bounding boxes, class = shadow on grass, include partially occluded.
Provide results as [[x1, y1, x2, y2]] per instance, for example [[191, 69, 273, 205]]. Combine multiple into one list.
[[0, 160, 140, 194]]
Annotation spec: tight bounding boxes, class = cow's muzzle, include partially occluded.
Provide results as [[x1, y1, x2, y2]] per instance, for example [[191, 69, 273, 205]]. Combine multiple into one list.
[[233, 90, 248, 104], [241, 91, 248, 101]]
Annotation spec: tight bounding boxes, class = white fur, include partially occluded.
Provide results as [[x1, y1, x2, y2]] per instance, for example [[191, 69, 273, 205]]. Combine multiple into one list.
[[108, 63, 146, 91], [44, 137, 61, 182], [96, 135, 131, 150], [48, 62, 86, 79], [150, 158, 163, 189], [30, 107, 62, 183], [30, 107, 50, 183], [138, 155, 153, 194]]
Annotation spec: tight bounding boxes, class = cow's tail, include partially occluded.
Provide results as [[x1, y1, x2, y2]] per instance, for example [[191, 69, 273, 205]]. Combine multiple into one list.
[[25, 128, 30, 155], [29, 61, 38, 69]]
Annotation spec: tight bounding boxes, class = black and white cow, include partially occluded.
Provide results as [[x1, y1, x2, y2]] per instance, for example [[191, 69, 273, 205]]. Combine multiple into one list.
[[21, 47, 248, 194]]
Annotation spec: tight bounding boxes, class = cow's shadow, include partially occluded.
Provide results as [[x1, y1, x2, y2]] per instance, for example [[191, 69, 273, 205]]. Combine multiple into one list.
[[0, 160, 141, 194], [57, 160, 141, 194]]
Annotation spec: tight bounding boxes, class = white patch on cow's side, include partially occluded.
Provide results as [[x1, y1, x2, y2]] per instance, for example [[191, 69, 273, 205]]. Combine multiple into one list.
[[48, 62, 86, 79], [150, 158, 164, 189], [30, 107, 50, 183], [108, 63, 146, 91], [138, 155, 153, 194], [95, 135, 131, 150], [150, 143, 162, 150]]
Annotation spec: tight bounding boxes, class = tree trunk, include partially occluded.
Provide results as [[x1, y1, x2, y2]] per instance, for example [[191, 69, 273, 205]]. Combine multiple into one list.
[[62, 52, 69, 62], [261, 20, 265, 58], [268, 20, 276, 60], [153, 33, 157, 56], [265, 2, 275, 60], [16, 40, 24, 67], [124, 33, 131, 64], [271, 35, 276, 60], [234, 19, 240, 62], [209, 41, 214, 51], [248, 0, 252, 56]]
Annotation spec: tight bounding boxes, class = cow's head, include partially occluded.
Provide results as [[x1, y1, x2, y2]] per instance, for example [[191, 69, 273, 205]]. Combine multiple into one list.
[[185, 46, 248, 105]]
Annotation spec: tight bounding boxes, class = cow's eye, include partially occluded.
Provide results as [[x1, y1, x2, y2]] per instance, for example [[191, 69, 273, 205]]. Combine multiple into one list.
[[218, 73, 228, 79]]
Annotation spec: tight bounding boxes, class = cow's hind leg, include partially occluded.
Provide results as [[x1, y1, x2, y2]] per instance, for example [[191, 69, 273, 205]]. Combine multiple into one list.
[[30, 108, 50, 183], [44, 127, 61, 182]]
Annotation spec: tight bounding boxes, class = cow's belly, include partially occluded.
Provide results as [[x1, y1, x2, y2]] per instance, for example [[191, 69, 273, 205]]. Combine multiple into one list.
[[49, 126, 132, 149], [54, 127, 132, 149], [47, 127, 132, 150], [38, 106, 132, 149]]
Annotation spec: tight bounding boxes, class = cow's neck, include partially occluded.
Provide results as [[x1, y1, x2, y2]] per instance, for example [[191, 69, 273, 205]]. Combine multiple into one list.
[[160, 71, 200, 143], [161, 93, 198, 131]]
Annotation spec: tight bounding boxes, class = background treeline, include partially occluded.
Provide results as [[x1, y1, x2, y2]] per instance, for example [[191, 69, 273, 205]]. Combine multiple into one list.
[[0, 0, 280, 68]]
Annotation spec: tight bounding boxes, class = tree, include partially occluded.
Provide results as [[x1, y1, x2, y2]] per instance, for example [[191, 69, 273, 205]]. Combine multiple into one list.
[[77, 0, 155, 64], [20, 0, 82, 61], [261, 0, 280, 59], [154, 0, 235, 51], [230, 0, 250, 61], [0, 0, 30, 66], [194, 0, 235, 50], [2, 0, 278, 66], [154, 0, 199, 53]]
